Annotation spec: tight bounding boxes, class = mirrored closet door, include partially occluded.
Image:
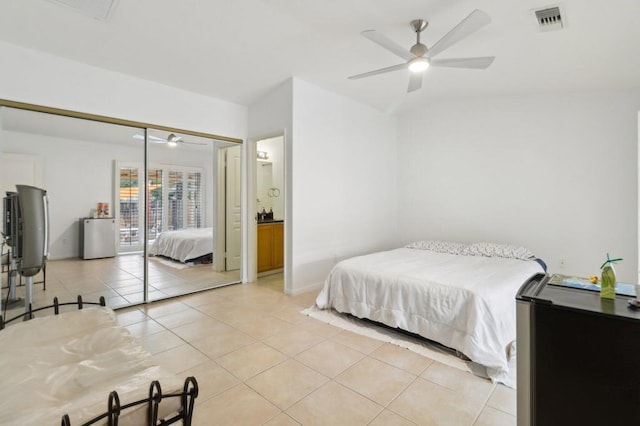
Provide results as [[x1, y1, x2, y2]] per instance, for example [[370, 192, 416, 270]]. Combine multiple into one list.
[[145, 129, 241, 302], [0, 103, 242, 320]]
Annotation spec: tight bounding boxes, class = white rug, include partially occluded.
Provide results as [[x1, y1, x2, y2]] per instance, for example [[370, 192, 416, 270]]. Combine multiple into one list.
[[302, 306, 470, 371], [149, 256, 195, 270], [302, 306, 517, 388]]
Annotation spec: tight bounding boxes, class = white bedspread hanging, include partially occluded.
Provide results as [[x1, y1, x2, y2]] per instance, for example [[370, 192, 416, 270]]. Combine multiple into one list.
[[316, 247, 544, 384], [0, 307, 183, 425]]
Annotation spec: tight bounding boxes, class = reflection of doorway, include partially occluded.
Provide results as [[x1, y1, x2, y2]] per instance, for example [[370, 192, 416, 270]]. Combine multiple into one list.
[[225, 145, 242, 271], [117, 163, 142, 253], [0, 153, 43, 197]]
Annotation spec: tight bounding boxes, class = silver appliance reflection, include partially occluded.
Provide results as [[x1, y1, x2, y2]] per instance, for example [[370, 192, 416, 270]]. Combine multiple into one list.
[[2, 185, 49, 314]]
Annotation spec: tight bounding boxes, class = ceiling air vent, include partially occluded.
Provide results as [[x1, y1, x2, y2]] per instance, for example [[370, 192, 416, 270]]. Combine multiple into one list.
[[534, 6, 564, 32]]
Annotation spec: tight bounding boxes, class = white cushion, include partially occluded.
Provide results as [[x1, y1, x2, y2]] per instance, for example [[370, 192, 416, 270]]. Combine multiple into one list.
[[405, 240, 467, 255], [463, 242, 534, 260]]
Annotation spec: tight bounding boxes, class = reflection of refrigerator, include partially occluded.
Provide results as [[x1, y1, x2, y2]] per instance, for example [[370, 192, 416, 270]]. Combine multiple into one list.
[[516, 273, 640, 426], [80, 218, 116, 260]]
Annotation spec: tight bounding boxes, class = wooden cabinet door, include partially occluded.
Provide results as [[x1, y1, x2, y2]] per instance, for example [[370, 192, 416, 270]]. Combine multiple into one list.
[[257, 224, 274, 272], [273, 223, 284, 269]]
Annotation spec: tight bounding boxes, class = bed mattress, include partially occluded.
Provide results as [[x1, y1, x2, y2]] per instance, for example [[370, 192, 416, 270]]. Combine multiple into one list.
[[0, 307, 183, 425], [316, 247, 544, 384], [149, 227, 213, 263]]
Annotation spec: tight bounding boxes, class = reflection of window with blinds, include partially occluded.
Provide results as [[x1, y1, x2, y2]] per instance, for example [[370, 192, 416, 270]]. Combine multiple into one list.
[[165, 169, 202, 231], [148, 169, 163, 239], [119, 167, 139, 246], [118, 165, 203, 250], [187, 172, 202, 228], [168, 171, 183, 231]]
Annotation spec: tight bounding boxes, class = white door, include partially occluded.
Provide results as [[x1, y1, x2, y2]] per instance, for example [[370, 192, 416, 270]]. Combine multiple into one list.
[[225, 145, 242, 270], [1, 153, 43, 196]]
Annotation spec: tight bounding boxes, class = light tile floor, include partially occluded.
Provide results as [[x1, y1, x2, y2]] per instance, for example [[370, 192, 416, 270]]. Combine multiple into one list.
[[1, 254, 240, 320], [113, 273, 516, 426]]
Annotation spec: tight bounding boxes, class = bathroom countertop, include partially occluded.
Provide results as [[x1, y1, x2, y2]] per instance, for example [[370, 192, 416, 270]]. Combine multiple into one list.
[[257, 219, 284, 224]]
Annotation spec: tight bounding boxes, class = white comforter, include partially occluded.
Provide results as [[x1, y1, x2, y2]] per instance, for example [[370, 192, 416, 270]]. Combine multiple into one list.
[[0, 307, 183, 425], [150, 227, 213, 263], [316, 248, 544, 383]]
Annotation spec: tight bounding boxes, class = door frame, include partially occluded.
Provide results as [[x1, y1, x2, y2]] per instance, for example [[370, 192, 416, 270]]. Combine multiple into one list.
[[248, 132, 288, 290]]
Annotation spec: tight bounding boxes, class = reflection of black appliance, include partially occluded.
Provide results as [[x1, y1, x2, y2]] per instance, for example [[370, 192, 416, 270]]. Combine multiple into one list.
[[516, 274, 640, 426], [2, 191, 20, 306], [3, 191, 18, 251]]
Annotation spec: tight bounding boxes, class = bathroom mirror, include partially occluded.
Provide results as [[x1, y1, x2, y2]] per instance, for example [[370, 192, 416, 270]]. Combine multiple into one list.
[[0, 102, 242, 318], [256, 136, 284, 221], [257, 161, 273, 213]]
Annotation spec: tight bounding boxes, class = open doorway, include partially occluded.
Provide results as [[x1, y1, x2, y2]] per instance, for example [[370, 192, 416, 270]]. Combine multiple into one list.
[[255, 136, 285, 291]]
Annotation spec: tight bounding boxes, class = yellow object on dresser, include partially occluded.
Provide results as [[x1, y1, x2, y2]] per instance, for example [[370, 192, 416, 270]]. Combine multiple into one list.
[[600, 253, 623, 300]]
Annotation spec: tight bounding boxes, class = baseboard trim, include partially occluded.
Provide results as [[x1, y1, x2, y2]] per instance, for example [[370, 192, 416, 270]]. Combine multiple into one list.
[[285, 280, 324, 296]]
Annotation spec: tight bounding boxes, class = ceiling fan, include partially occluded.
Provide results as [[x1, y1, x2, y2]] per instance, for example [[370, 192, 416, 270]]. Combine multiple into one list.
[[133, 133, 206, 147], [348, 9, 495, 93]]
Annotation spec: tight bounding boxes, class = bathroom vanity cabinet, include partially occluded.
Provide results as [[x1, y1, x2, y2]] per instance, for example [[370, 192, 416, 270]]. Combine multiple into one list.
[[257, 221, 283, 273]]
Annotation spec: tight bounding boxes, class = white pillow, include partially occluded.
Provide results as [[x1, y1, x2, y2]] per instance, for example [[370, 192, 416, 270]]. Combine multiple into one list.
[[405, 240, 467, 255], [462, 242, 534, 260]]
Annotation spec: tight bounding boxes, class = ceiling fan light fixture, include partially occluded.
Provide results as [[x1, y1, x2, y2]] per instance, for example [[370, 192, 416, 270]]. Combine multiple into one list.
[[166, 133, 181, 147], [348, 10, 494, 92], [408, 57, 429, 73]]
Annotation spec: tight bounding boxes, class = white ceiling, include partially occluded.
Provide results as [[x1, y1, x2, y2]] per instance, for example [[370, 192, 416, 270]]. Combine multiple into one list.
[[0, 0, 639, 115]]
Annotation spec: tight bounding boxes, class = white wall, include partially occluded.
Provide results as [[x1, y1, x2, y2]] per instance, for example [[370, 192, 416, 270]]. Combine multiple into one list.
[[398, 90, 640, 283], [0, 41, 247, 140], [248, 78, 400, 294], [290, 79, 400, 293]]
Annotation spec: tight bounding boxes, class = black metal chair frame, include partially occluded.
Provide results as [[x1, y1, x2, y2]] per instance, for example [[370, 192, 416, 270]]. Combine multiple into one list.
[[60, 376, 198, 426], [0, 294, 99, 329]]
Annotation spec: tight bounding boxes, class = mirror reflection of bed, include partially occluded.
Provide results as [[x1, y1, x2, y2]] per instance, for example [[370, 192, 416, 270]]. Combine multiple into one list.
[[150, 227, 215, 266], [0, 105, 242, 320]]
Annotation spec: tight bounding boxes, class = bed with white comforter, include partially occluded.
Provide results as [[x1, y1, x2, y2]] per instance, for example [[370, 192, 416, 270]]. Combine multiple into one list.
[[315, 244, 544, 384], [150, 227, 213, 263]]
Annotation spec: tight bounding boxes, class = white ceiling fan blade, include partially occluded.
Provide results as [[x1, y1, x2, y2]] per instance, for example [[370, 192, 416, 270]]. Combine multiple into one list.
[[426, 9, 491, 59], [407, 72, 423, 93], [180, 140, 208, 146], [348, 63, 407, 80], [133, 134, 166, 143], [430, 56, 495, 69], [361, 30, 414, 61]]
